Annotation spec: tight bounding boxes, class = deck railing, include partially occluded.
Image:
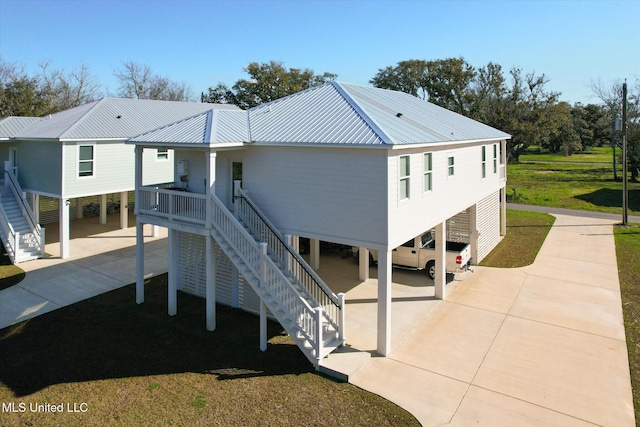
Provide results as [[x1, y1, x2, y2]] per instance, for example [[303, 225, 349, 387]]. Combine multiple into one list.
[[137, 186, 207, 225]]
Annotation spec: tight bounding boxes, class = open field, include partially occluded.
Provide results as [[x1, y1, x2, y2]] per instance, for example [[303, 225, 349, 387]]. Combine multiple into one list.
[[0, 276, 419, 427], [508, 146, 640, 216]]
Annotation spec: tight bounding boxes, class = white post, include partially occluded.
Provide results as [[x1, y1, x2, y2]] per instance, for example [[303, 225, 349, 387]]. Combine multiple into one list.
[[260, 242, 268, 285], [168, 229, 177, 316], [315, 306, 323, 361], [260, 301, 267, 351], [358, 247, 369, 281], [293, 235, 300, 252], [59, 198, 70, 259], [33, 194, 40, 223], [120, 191, 128, 229], [100, 194, 107, 225], [310, 238, 320, 270], [206, 151, 216, 228], [152, 225, 160, 237], [76, 197, 83, 219], [434, 221, 446, 300], [338, 292, 346, 343], [284, 234, 293, 272], [136, 220, 145, 304], [469, 204, 479, 265], [377, 249, 391, 356], [134, 147, 143, 216], [500, 188, 507, 236], [206, 235, 216, 331]]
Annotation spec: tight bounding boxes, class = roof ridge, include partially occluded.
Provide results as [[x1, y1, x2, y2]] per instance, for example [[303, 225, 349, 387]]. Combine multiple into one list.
[[332, 82, 396, 145], [58, 98, 105, 138]]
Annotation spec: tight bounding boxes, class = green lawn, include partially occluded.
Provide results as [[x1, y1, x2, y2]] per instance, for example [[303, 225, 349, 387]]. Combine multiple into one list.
[[0, 276, 419, 427], [508, 146, 640, 215], [615, 223, 640, 422]]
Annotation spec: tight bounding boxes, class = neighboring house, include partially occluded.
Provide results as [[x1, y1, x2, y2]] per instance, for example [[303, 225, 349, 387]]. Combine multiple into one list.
[[0, 98, 239, 260], [128, 81, 510, 368]]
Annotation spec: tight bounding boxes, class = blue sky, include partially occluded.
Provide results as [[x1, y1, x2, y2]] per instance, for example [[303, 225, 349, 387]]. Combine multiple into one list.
[[1, 0, 638, 105]]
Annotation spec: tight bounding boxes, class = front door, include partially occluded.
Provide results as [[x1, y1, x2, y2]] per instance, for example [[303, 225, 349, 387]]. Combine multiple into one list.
[[230, 160, 243, 206]]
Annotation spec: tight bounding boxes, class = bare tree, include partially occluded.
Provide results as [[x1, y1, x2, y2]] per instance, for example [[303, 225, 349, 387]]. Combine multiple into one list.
[[114, 61, 193, 101], [39, 61, 100, 111]]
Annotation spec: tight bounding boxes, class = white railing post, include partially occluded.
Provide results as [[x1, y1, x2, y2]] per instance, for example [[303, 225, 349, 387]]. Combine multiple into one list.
[[260, 242, 268, 286], [40, 227, 46, 257], [338, 292, 346, 343], [14, 231, 19, 260], [315, 306, 323, 360], [284, 234, 293, 273]]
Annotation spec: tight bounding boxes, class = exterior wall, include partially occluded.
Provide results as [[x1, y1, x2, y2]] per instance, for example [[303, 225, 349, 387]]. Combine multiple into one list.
[[241, 145, 389, 250], [172, 149, 210, 194], [62, 141, 174, 198], [387, 141, 505, 249], [14, 140, 62, 196]]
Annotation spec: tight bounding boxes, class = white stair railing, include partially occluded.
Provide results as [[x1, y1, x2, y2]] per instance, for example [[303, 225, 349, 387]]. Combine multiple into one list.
[[210, 194, 328, 362], [233, 186, 344, 340], [0, 203, 19, 263], [2, 162, 45, 260]]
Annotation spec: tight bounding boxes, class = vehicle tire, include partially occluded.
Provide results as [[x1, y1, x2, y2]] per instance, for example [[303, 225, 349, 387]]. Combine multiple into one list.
[[425, 260, 436, 280]]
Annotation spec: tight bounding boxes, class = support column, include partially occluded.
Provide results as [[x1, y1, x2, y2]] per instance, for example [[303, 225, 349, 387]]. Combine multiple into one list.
[[469, 204, 479, 265], [434, 221, 446, 300], [120, 191, 128, 229], [59, 198, 70, 259], [206, 234, 216, 331], [76, 197, 83, 219], [358, 247, 370, 281], [260, 301, 267, 351], [168, 229, 177, 316], [377, 249, 392, 356], [310, 238, 320, 270], [500, 188, 507, 236], [136, 220, 145, 304], [100, 194, 107, 225], [206, 151, 216, 225], [32, 194, 40, 223], [152, 225, 160, 237], [134, 146, 143, 216]]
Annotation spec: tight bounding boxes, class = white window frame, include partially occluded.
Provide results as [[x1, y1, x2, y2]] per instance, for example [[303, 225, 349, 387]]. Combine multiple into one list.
[[399, 155, 410, 201], [157, 148, 169, 161], [447, 155, 455, 178], [77, 142, 96, 179], [493, 144, 498, 174], [481, 146, 487, 179], [423, 152, 432, 192]]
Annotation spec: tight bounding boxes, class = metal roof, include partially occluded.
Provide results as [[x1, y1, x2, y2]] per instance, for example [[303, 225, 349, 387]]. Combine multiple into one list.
[[13, 97, 240, 140], [0, 116, 41, 139], [247, 81, 510, 146], [128, 109, 248, 145]]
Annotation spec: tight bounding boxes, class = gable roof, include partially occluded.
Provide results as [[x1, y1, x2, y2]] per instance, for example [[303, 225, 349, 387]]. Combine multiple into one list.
[[13, 98, 240, 141], [0, 116, 41, 139], [248, 82, 510, 146], [129, 109, 248, 146]]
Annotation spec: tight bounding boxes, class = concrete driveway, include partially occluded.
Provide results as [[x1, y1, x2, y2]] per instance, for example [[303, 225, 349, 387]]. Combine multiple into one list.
[[336, 214, 634, 426]]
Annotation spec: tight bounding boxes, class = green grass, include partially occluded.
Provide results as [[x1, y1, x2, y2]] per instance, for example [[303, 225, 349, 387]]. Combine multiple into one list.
[[519, 146, 614, 163], [0, 275, 419, 427], [614, 223, 640, 422], [480, 209, 555, 268], [508, 146, 640, 215]]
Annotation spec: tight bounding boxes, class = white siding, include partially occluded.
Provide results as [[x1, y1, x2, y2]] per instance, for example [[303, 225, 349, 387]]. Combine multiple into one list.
[[241, 146, 389, 249], [476, 190, 501, 262], [142, 147, 174, 186], [387, 142, 505, 248], [15, 141, 62, 195]]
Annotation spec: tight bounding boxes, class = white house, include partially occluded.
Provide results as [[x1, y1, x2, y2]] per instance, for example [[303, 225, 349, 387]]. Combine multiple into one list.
[[0, 99, 239, 261], [129, 82, 510, 368]]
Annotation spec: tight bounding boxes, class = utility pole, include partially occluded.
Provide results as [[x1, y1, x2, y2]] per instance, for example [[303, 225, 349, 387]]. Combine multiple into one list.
[[622, 80, 628, 225]]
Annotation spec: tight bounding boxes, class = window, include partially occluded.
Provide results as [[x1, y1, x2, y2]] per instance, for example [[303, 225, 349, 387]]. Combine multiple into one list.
[[157, 148, 168, 160], [399, 155, 410, 200], [493, 144, 498, 174], [481, 146, 487, 178], [78, 144, 94, 177], [447, 156, 455, 177], [423, 153, 432, 192]]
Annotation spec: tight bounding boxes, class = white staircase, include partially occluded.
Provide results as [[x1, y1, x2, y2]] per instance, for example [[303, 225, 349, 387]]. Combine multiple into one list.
[[0, 167, 45, 264], [210, 192, 345, 367]]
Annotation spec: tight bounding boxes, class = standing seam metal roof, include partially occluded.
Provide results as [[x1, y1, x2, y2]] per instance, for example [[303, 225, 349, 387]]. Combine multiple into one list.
[[0, 116, 41, 138]]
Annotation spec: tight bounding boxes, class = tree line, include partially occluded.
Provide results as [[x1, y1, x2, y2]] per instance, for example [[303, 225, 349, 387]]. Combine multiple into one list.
[[1, 56, 637, 176]]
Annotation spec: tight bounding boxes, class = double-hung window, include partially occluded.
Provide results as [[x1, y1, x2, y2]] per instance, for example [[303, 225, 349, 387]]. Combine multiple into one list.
[[157, 148, 168, 160], [493, 144, 498, 174], [423, 153, 432, 192], [399, 155, 410, 200], [481, 146, 487, 178], [447, 155, 455, 177], [78, 144, 94, 177]]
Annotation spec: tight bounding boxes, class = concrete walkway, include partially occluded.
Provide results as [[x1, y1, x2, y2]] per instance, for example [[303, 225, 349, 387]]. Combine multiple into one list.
[[341, 214, 634, 426], [0, 216, 167, 329]]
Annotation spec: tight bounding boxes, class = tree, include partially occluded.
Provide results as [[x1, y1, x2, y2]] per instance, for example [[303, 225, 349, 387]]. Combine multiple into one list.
[[114, 61, 193, 101], [369, 59, 429, 99], [39, 61, 100, 112], [203, 61, 337, 109]]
